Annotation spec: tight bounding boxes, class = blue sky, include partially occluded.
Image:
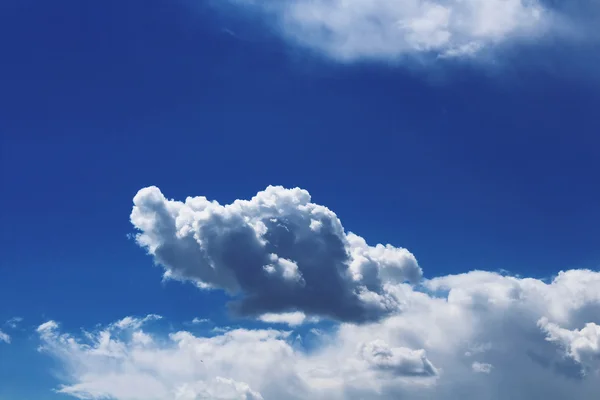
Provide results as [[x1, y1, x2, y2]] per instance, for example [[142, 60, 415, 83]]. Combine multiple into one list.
[[1, 1, 599, 399]]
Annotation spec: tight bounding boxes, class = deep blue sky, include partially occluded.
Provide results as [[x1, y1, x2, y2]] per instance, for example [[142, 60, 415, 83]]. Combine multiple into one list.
[[1, 0, 599, 398]]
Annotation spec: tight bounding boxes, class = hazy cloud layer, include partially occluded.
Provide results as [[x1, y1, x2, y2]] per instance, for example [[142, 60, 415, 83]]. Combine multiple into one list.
[[38, 268, 600, 399], [220, 0, 599, 62], [131, 185, 421, 323]]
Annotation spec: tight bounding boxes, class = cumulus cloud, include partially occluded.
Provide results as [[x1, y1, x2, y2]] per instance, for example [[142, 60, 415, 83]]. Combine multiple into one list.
[[0, 330, 10, 344], [38, 267, 600, 400], [539, 318, 600, 375], [130, 185, 421, 323], [33, 185, 600, 399], [220, 0, 576, 61]]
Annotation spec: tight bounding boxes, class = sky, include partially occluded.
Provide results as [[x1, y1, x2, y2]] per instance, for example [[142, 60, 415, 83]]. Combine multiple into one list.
[[0, 0, 599, 399]]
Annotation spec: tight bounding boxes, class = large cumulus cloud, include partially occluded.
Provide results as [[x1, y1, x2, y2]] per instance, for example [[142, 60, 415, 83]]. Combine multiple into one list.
[[38, 267, 600, 400], [34, 185, 599, 399], [130, 185, 421, 323]]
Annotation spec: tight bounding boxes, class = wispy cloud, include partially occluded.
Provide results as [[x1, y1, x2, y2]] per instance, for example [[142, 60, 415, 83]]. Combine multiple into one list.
[[5, 317, 23, 329], [0, 330, 10, 344], [191, 317, 210, 325], [220, 0, 598, 63]]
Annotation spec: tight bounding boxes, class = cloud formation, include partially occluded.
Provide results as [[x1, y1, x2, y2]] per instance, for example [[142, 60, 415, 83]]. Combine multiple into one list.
[[257, 311, 319, 327], [219, 0, 600, 62], [38, 268, 600, 400], [131, 185, 421, 323], [33, 185, 599, 399], [539, 318, 600, 375], [190, 317, 210, 325], [0, 330, 10, 344], [226, 0, 549, 60], [5, 317, 23, 329]]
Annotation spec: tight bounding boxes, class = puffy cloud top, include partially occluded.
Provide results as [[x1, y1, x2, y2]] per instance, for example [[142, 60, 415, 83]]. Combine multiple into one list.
[[32, 184, 600, 400], [539, 318, 600, 375], [37, 266, 600, 400], [131, 185, 421, 323]]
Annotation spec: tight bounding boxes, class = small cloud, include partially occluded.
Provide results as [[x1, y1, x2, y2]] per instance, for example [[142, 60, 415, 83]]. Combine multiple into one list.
[[212, 326, 233, 334], [112, 314, 162, 331], [465, 342, 492, 357], [5, 317, 23, 329], [37, 320, 58, 334], [191, 317, 210, 325], [258, 312, 318, 327], [472, 362, 493, 374], [309, 328, 324, 337], [0, 330, 10, 344]]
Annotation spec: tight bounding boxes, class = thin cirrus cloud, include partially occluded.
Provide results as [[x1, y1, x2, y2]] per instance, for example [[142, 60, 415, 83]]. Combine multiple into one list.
[[5, 317, 23, 329], [220, 0, 598, 62]]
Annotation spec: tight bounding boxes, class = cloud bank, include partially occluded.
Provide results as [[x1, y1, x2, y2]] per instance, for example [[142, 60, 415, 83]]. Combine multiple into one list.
[[221, 0, 598, 62], [38, 268, 600, 399], [31, 185, 600, 399], [131, 185, 421, 323], [32, 184, 600, 399]]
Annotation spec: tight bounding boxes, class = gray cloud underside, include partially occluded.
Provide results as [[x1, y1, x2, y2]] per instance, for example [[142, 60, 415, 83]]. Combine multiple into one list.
[[131, 186, 422, 323], [36, 184, 599, 399]]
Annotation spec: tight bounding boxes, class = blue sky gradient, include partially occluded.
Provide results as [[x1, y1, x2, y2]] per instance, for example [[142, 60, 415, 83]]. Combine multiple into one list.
[[1, 1, 599, 399]]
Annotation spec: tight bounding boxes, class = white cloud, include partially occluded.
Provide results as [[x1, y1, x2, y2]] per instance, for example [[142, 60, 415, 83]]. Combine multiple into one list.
[[131, 185, 421, 323], [112, 314, 162, 330], [539, 318, 600, 374], [191, 317, 210, 325], [0, 330, 10, 344], [258, 312, 318, 327], [471, 361, 493, 373], [37, 320, 58, 334], [5, 316, 23, 329], [38, 268, 600, 400], [34, 185, 600, 399], [358, 339, 437, 377], [224, 0, 562, 61]]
